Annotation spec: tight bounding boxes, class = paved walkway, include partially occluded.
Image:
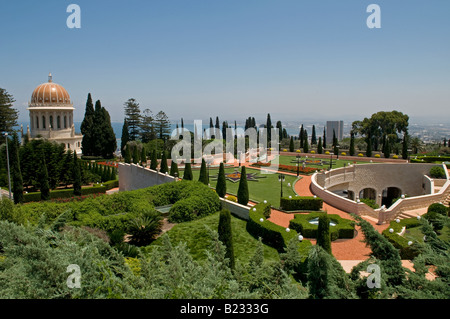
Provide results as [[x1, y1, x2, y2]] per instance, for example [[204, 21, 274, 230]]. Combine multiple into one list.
[[268, 175, 389, 261]]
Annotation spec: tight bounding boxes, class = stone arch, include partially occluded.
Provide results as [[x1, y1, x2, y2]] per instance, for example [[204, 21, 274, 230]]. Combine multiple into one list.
[[358, 188, 376, 200], [381, 186, 402, 208]]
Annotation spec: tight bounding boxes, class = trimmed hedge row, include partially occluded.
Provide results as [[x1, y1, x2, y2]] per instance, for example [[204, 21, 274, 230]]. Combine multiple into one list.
[[280, 196, 323, 211], [23, 180, 119, 203], [288, 212, 355, 241], [246, 202, 312, 254], [382, 217, 421, 259], [410, 156, 450, 168]]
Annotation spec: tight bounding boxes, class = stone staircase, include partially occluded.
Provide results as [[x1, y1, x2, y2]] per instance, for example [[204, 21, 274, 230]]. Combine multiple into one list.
[[396, 207, 428, 220]]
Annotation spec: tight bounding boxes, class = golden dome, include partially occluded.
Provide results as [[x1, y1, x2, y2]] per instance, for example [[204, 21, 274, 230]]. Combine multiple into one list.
[[30, 73, 71, 106]]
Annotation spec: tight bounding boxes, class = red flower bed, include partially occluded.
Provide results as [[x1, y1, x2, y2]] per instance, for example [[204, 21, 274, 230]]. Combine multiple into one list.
[[251, 162, 319, 174], [97, 161, 119, 168]]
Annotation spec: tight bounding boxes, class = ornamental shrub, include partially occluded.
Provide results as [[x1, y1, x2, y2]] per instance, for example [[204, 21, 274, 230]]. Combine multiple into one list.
[[316, 213, 332, 254], [237, 166, 249, 206], [280, 196, 323, 211], [358, 153, 364, 157], [289, 212, 355, 240], [429, 166, 446, 178], [381, 217, 421, 259], [218, 209, 235, 269], [216, 162, 227, 198], [374, 154, 381, 158], [246, 202, 312, 253]]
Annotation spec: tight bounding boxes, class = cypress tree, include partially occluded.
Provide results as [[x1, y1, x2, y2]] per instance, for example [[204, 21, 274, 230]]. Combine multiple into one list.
[[133, 146, 139, 164], [304, 131, 309, 153], [124, 146, 131, 164], [183, 162, 193, 180], [216, 162, 227, 198], [160, 151, 168, 174], [266, 113, 272, 142], [323, 127, 327, 149], [80, 93, 94, 156], [366, 133, 372, 157], [311, 125, 317, 145], [317, 213, 332, 254], [307, 245, 332, 299], [150, 150, 158, 170], [349, 132, 355, 156], [317, 137, 323, 154], [73, 152, 81, 196], [140, 146, 147, 166], [169, 160, 179, 178], [121, 118, 130, 153], [10, 132, 23, 204], [289, 136, 294, 152], [39, 154, 50, 201], [99, 106, 117, 158], [198, 158, 209, 185], [237, 166, 249, 206], [299, 125, 304, 148], [218, 209, 235, 270], [383, 136, 391, 159]]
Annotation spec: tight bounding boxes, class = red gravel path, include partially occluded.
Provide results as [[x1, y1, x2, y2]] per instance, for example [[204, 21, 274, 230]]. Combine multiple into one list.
[[268, 175, 389, 260]]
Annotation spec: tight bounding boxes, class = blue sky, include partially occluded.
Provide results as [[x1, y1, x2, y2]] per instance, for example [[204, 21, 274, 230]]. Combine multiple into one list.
[[1, 0, 449, 124]]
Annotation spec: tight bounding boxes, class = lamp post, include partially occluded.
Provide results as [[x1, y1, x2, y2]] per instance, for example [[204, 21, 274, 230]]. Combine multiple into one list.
[[4, 133, 11, 199], [278, 174, 285, 198]]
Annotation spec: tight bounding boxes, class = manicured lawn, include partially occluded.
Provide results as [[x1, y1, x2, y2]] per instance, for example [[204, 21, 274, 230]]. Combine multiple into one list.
[[148, 211, 280, 264], [404, 225, 450, 243], [274, 155, 376, 169], [181, 167, 298, 207]]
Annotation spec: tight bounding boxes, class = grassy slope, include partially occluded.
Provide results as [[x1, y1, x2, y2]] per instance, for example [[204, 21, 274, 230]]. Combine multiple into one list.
[[149, 211, 280, 264]]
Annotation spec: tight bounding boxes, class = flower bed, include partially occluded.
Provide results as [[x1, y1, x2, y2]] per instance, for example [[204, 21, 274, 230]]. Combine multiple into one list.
[[251, 162, 319, 174]]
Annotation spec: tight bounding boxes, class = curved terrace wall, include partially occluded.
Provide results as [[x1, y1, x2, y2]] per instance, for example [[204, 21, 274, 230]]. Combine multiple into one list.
[[311, 163, 450, 224]]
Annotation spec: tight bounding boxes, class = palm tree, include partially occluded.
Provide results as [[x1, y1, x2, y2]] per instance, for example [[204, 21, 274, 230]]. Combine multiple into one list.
[[410, 137, 424, 154], [127, 211, 163, 246]]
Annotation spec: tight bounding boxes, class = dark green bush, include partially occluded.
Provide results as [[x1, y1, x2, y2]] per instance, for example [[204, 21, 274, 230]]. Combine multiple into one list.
[[382, 217, 421, 259], [246, 202, 312, 253], [280, 196, 323, 211], [289, 212, 355, 241], [23, 180, 119, 203], [168, 182, 221, 223], [429, 166, 446, 178], [427, 203, 449, 216]]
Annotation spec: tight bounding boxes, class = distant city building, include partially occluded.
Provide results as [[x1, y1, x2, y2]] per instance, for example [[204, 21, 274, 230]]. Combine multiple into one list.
[[22, 73, 83, 154], [326, 121, 344, 142]]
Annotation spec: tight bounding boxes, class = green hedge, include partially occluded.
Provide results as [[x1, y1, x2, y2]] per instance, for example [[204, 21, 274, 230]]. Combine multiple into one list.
[[23, 180, 119, 203], [280, 196, 323, 211], [382, 217, 421, 259], [411, 156, 450, 168], [289, 212, 355, 241], [165, 181, 221, 223], [246, 202, 312, 254]]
